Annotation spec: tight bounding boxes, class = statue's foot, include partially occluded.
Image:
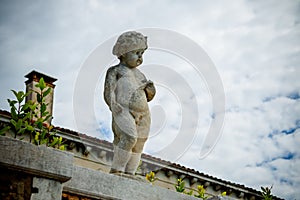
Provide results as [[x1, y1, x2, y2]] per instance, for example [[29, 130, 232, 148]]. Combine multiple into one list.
[[123, 173, 147, 182], [110, 170, 147, 182]]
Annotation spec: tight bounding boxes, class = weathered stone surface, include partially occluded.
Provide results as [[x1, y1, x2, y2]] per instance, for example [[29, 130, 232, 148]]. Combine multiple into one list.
[[0, 136, 73, 182], [64, 166, 196, 200], [104, 31, 156, 175], [31, 177, 62, 200]]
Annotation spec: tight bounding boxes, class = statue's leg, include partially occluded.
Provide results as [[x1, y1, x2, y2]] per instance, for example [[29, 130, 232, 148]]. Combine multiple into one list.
[[110, 146, 132, 174], [110, 112, 137, 174], [125, 138, 147, 175], [112, 119, 120, 146], [125, 113, 150, 175]]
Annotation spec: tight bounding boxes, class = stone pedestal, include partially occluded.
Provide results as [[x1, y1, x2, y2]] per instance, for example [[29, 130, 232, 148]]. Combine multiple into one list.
[[64, 166, 196, 200], [0, 136, 73, 200], [0, 136, 203, 199]]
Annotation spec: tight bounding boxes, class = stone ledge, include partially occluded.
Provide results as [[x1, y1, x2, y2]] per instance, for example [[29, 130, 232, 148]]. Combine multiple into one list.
[[0, 136, 73, 182], [63, 166, 197, 200]]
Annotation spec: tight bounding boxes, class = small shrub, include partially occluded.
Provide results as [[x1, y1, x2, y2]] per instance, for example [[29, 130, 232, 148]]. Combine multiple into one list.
[[194, 185, 209, 199], [0, 78, 66, 150], [175, 178, 186, 193], [145, 171, 158, 183], [261, 185, 273, 200]]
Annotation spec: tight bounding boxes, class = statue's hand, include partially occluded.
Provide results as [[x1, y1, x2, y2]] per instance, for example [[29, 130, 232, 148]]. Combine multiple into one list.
[[144, 80, 156, 102], [139, 80, 154, 90], [146, 80, 154, 87], [111, 102, 123, 114]]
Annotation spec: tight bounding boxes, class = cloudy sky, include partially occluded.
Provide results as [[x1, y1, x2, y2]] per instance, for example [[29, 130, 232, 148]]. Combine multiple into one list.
[[0, 0, 299, 199]]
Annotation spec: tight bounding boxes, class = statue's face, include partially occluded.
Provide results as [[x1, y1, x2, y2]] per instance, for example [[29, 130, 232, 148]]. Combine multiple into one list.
[[122, 49, 145, 68]]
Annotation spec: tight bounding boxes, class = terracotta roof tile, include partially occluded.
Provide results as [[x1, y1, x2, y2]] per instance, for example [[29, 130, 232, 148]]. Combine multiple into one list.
[[0, 110, 11, 117]]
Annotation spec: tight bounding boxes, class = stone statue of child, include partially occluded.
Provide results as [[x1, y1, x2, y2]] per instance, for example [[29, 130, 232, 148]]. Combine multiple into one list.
[[104, 31, 156, 175]]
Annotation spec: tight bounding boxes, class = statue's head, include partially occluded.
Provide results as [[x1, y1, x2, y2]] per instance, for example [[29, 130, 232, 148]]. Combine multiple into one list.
[[113, 31, 148, 59]]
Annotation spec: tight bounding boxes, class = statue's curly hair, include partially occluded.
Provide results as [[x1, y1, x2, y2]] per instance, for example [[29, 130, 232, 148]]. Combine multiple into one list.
[[112, 31, 148, 58]]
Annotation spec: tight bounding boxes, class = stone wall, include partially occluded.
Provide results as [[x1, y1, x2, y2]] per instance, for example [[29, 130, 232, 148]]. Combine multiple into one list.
[[0, 136, 73, 200], [0, 136, 205, 200], [63, 166, 196, 200]]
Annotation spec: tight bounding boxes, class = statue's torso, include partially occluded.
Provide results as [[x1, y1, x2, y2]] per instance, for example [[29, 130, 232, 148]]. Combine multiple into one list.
[[115, 66, 149, 113]]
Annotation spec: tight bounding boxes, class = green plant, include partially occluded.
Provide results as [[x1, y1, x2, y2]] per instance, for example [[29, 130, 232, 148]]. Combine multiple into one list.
[[174, 178, 225, 199], [0, 78, 66, 150], [174, 178, 193, 195], [261, 185, 273, 200], [175, 178, 186, 193], [184, 190, 193, 196], [0, 90, 35, 139], [194, 185, 209, 199], [0, 127, 7, 136], [145, 171, 158, 183]]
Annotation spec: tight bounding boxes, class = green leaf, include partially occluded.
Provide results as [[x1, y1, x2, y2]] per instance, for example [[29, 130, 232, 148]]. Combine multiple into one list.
[[8, 99, 17, 107], [49, 137, 58, 147], [59, 145, 65, 150], [27, 125, 34, 132], [42, 112, 50, 118], [11, 89, 18, 97], [10, 119, 17, 128], [43, 87, 51, 97], [41, 138, 49, 145], [36, 121, 43, 129], [17, 127, 26, 135], [35, 77, 46, 91], [16, 119, 23, 130], [0, 126, 10, 136], [10, 107, 18, 120], [30, 103, 37, 111], [41, 130, 47, 138], [41, 103, 47, 113], [36, 93, 42, 103], [184, 190, 193, 196], [44, 114, 52, 122], [16, 91, 25, 103], [23, 112, 31, 120], [22, 101, 31, 111]]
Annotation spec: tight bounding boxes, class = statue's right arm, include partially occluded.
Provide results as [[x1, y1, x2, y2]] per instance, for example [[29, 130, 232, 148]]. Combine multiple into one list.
[[104, 67, 117, 110]]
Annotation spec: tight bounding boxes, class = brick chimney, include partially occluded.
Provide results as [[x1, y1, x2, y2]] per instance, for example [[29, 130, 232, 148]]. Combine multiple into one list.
[[25, 70, 57, 125]]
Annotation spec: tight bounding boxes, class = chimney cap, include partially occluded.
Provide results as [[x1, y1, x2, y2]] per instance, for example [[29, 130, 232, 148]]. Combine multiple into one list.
[[25, 70, 57, 84]]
